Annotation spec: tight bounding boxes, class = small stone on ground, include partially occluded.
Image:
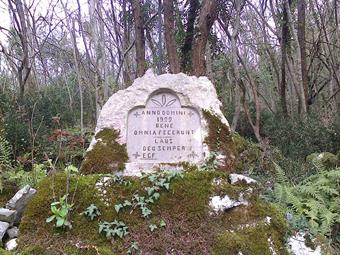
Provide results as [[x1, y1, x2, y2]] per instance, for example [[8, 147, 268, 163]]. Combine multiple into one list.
[[229, 174, 257, 185], [5, 238, 18, 251], [0, 221, 10, 240]]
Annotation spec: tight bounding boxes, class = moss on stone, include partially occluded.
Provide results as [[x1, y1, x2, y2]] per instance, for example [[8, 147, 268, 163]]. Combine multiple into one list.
[[202, 110, 236, 171], [18, 170, 288, 254], [232, 132, 261, 172], [19, 173, 111, 253], [80, 129, 128, 174], [213, 223, 289, 255], [306, 152, 339, 169]]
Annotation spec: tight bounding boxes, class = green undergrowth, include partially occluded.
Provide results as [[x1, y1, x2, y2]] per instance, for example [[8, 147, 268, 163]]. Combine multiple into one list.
[[80, 129, 128, 174], [0, 248, 12, 255], [18, 169, 288, 254], [0, 181, 17, 207]]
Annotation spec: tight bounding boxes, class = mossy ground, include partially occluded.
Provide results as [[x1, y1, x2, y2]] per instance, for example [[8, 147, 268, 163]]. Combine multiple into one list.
[[80, 129, 128, 175], [17, 169, 289, 255]]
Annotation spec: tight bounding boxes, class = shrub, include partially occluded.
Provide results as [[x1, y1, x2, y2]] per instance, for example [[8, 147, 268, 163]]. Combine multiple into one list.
[[262, 113, 339, 160]]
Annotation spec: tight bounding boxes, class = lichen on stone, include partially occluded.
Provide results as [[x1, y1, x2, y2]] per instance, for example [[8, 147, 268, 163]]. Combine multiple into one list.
[[80, 129, 128, 174]]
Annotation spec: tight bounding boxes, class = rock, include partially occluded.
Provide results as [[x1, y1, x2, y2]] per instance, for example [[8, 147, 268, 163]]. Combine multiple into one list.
[[288, 232, 321, 255], [229, 174, 257, 185], [0, 221, 10, 241], [5, 238, 17, 251], [6, 185, 37, 224], [214, 154, 226, 168], [0, 208, 16, 223], [6, 227, 19, 238], [209, 194, 248, 213], [306, 152, 338, 169], [83, 69, 233, 175]]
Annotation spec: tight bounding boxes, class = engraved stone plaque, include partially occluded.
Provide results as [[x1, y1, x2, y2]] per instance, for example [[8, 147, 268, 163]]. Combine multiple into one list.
[[127, 91, 203, 163]]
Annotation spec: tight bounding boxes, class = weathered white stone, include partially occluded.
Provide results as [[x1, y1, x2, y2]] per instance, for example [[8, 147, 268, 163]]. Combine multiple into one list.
[[5, 238, 18, 251], [0, 208, 16, 223], [288, 232, 321, 255], [0, 221, 10, 240], [265, 216, 272, 224], [209, 194, 248, 213], [6, 185, 37, 224], [90, 69, 230, 175], [229, 174, 257, 185], [6, 227, 19, 238]]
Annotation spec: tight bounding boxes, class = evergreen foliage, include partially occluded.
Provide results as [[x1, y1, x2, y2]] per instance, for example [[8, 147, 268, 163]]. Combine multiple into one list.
[[271, 163, 340, 237]]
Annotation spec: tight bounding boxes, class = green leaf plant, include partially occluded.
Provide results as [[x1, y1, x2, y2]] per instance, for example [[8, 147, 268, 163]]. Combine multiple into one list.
[[81, 204, 101, 220], [46, 195, 73, 229]]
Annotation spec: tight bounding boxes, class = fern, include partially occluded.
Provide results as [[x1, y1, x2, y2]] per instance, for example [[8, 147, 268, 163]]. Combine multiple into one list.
[[0, 132, 12, 191], [272, 162, 340, 236], [273, 161, 288, 184]]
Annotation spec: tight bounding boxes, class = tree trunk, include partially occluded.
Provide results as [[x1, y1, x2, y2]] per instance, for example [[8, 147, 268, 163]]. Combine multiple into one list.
[[297, 0, 309, 111], [280, 3, 289, 115], [132, 0, 146, 77], [9, 0, 32, 101], [164, 0, 180, 73], [284, 0, 307, 115], [61, 0, 84, 135], [156, 0, 163, 74], [181, 0, 200, 72], [191, 0, 218, 76]]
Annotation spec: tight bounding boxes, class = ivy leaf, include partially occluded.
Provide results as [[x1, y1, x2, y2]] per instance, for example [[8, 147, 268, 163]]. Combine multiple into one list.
[[106, 228, 115, 238], [146, 197, 154, 204], [128, 241, 139, 254], [152, 192, 160, 200], [164, 183, 170, 190], [146, 187, 155, 196], [114, 204, 124, 213], [148, 174, 158, 183], [149, 224, 158, 232], [159, 219, 166, 228], [116, 228, 124, 238], [141, 206, 152, 218], [123, 200, 132, 207]]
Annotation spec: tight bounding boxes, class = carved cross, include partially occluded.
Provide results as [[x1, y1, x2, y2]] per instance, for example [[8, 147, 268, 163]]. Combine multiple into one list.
[[132, 152, 141, 159]]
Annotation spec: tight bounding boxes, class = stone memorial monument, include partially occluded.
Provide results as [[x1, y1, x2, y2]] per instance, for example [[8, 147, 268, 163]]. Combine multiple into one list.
[[127, 90, 202, 163], [81, 69, 233, 175]]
